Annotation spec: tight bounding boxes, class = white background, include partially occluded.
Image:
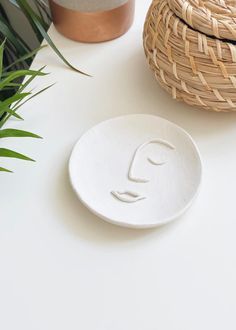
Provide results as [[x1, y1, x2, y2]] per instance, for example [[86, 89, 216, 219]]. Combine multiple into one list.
[[1, 1, 236, 329]]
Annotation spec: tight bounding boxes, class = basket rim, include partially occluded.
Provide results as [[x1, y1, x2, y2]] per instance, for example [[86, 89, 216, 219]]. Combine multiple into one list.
[[168, 0, 236, 42]]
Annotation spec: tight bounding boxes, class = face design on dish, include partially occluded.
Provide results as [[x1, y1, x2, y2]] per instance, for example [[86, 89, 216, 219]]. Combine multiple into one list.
[[111, 138, 175, 203]]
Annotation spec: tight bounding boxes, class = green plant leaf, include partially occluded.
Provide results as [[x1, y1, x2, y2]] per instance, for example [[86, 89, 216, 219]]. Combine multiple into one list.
[[4, 0, 89, 75], [13, 83, 54, 111], [0, 69, 46, 89], [14, 0, 89, 75], [34, 1, 45, 22], [0, 106, 23, 120], [0, 92, 28, 121], [37, 29, 90, 75], [17, 66, 46, 93], [4, 46, 47, 71], [0, 19, 30, 58], [41, 32, 90, 75], [0, 39, 5, 79], [0, 33, 51, 173], [0, 93, 30, 108], [4, 83, 21, 87], [0, 148, 34, 161], [0, 83, 53, 128], [0, 2, 31, 53], [17, 0, 48, 31], [34, 0, 51, 23], [0, 167, 12, 173], [0, 129, 41, 139]]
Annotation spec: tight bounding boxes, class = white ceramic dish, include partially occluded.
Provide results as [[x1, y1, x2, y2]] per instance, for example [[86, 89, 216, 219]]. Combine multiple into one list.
[[69, 114, 202, 228]]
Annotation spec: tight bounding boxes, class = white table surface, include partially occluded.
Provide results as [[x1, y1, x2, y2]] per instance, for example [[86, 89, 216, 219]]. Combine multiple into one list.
[[1, 1, 236, 329]]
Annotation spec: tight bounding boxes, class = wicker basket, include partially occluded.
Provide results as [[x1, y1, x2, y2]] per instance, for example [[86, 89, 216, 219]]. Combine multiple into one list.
[[143, 0, 236, 112]]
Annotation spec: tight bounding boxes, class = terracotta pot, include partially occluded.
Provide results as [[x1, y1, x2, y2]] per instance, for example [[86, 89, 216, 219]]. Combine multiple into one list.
[[49, 0, 135, 43]]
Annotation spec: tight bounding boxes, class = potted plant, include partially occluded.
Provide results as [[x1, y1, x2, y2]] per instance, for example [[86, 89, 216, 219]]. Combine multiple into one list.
[[0, 0, 87, 173]]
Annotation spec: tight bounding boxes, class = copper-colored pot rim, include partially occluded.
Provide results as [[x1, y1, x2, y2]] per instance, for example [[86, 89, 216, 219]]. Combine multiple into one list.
[[49, 0, 135, 43]]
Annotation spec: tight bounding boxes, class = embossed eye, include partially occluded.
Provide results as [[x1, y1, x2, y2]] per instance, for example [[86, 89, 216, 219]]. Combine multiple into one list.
[[128, 138, 175, 183], [147, 158, 166, 166]]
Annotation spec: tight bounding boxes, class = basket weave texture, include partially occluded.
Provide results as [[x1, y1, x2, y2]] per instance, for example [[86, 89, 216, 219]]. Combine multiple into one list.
[[143, 0, 236, 112]]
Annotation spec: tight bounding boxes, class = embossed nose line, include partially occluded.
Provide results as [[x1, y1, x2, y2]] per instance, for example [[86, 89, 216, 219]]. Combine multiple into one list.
[[110, 138, 176, 203]]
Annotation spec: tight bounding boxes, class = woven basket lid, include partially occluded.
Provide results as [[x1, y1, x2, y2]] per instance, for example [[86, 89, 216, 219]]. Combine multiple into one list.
[[167, 0, 236, 41]]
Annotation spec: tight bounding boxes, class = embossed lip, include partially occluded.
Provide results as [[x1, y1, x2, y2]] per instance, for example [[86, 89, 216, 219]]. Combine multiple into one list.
[[111, 190, 146, 203]]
